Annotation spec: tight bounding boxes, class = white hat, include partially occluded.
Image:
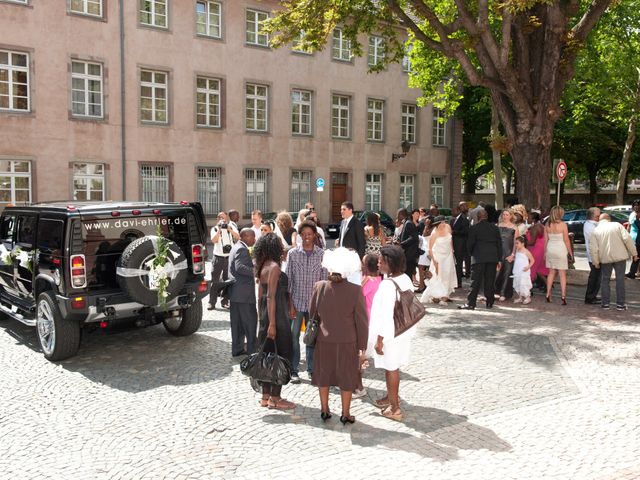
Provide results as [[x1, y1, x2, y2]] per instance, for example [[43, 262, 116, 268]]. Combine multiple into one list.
[[322, 247, 361, 277]]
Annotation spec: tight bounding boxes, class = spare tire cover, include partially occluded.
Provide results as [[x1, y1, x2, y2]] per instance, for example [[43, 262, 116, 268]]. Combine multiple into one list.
[[116, 235, 188, 306]]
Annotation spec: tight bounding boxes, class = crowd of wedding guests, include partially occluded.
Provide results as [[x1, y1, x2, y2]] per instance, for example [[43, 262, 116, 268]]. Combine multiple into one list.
[[204, 197, 638, 422]]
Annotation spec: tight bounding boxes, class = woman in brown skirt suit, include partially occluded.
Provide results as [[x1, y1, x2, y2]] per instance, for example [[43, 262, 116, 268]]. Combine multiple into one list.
[[309, 248, 368, 425]]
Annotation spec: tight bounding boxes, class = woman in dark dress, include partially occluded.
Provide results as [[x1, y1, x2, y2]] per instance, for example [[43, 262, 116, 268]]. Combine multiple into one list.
[[495, 209, 517, 301], [309, 248, 368, 425], [254, 233, 295, 410]]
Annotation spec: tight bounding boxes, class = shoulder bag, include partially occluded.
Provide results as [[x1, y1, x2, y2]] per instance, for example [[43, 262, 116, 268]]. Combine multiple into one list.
[[389, 278, 426, 337], [303, 282, 326, 347]]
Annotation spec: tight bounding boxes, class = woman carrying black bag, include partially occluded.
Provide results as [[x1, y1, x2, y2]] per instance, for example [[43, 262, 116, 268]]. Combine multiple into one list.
[[254, 233, 295, 410]]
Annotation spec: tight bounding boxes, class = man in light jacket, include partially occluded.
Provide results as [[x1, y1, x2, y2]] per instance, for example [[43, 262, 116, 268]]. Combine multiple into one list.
[[589, 213, 638, 311]]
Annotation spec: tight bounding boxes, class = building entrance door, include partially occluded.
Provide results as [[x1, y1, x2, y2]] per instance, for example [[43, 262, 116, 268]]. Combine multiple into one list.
[[331, 173, 348, 221]]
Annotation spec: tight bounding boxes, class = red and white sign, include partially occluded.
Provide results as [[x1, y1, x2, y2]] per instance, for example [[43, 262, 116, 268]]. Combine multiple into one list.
[[556, 161, 567, 182]]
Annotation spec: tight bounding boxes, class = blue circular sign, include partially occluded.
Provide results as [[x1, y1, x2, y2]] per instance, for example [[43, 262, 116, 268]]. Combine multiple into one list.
[[316, 178, 325, 188]]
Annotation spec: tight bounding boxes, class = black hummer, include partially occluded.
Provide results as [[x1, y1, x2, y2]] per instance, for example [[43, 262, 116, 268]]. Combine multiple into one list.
[[0, 201, 209, 361]]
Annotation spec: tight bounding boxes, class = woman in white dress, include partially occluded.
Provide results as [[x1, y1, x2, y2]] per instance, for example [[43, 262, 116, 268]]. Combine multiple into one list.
[[368, 245, 416, 422], [420, 217, 457, 305]]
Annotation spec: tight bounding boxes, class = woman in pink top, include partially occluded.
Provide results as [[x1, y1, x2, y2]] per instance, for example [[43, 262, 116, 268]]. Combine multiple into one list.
[[361, 254, 383, 322], [354, 254, 382, 398]]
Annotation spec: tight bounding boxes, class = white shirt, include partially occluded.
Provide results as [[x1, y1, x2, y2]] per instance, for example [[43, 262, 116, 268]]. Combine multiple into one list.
[[583, 219, 598, 263], [339, 215, 354, 247], [211, 224, 237, 257], [251, 225, 262, 241]]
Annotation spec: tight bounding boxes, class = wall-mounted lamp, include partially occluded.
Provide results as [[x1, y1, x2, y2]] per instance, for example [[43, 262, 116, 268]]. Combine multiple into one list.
[[391, 140, 411, 162]]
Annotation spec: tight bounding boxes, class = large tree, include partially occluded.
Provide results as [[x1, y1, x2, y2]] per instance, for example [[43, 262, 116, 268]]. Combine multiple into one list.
[[265, 0, 613, 210]]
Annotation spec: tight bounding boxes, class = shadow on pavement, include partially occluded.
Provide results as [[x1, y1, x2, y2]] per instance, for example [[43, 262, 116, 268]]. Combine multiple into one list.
[[263, 401, 511, 461], [0, 318, 234, 393]]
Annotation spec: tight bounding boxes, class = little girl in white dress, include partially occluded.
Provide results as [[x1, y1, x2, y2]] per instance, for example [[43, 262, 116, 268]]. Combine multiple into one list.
[[512, 236, 535, 304]]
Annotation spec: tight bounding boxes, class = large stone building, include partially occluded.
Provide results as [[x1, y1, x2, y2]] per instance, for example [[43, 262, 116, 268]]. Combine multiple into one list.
[[0, 0, 460, 222]]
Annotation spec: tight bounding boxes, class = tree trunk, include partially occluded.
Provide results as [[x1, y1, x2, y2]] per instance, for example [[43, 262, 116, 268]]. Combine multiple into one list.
[[511, 143, 552, 212], [504, 168, 512, 196], [490, 103, 505, 209], [615, 114, 638, 205], [588, 167, 598, 206], [463, 175, 477, 195]]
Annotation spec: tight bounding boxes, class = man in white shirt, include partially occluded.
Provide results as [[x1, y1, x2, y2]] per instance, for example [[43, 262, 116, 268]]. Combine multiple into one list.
[[583, 207, 601, 304], [250, 209, 263, 240], [208, 212, 239, 310]]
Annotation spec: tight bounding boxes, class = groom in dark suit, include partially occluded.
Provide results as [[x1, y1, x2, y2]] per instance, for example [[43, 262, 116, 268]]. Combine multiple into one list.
[[458, 209, 502, 310], [451, 201, 470, 288], [228, 228, 257, 357], [396, 208, 419, 277], [337, 201, 366, 258]]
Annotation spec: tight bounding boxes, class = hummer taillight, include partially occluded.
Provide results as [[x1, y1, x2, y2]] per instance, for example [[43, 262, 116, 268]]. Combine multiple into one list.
[[191, 244, 204, 274], [70, 254, 87, 288]]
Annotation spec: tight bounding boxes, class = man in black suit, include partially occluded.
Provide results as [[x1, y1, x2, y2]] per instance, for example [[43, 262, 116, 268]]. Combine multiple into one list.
[[228, 228, 257, 357], [396, 208, 419, 277], [458, 209, 502, 310], [451, 201, 470, 288], [337, 201, 366, 258]]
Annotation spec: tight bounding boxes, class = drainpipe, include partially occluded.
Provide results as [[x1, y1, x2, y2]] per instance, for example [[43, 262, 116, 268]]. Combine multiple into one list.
[[448, 117, 456, 208], [119, 0, 126, 200]]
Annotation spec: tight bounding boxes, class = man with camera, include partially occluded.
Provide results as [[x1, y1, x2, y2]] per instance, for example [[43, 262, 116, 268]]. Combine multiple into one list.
[[208, 211, 240, 310]]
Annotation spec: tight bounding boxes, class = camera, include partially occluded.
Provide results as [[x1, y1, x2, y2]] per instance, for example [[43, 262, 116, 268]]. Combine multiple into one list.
[[222, 244, 232, 254], [219, 222, 228, 229]]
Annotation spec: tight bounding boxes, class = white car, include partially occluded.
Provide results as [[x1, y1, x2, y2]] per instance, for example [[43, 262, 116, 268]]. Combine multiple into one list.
[[605, 205, 632, 211]]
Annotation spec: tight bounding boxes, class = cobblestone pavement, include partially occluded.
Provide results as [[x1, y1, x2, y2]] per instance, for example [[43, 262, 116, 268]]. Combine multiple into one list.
[[1, 279, 639, 479]]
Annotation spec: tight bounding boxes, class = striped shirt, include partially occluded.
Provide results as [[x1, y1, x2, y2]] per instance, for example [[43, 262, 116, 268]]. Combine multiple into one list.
[[285, 245, 327, 312]]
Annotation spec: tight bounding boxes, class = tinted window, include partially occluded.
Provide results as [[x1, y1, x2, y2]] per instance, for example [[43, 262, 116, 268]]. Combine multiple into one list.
[[562, 212, 575, 221], [16, 215, 37, 247], [0, 215, 15, 244], [575, 211, 587, 221], [37, 219, 64, 252]]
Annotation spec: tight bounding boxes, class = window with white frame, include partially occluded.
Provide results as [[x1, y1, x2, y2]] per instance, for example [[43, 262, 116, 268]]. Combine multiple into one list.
[[71, 61, 103, 118], [432, 108, 446, 146], [140, 0, 167, 28], [3, 0, 28, 4], [368, 36, 385, 67], [140, 69, 168, 123], [196, 76, 220, 128], [399, 174, 414, 209], [141, 165, 169, 202], [290, 170, 311, 212], [73, 163, 105, 201], [431, 176, 444, 207], [245, 168, 268, 215], [245, 9, 269, 46], [367, 99, 384, 142], [70, 0, 102, 16], [401, 104, 417, 144], [196, 1, 221, 38], [292, 32, 311, 54], [365, 173, 383, 211], [0, 160, 31, 204], [331, 94, 350, 139], [332, 29, 352, 61], [291, 89, 312, 135], [196, 166, 221, 215], [0, 50, 29, 112], [402, 44, 413, 73], [245, 83, 268, 132]]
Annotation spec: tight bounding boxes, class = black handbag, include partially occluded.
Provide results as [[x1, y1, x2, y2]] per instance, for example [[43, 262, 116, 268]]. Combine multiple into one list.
[[240, 337, 292, 386], [303, 282, 326, 347]]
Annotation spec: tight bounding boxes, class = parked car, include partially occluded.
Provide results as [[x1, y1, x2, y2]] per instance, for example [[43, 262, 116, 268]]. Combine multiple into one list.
[[563, 209, 629, 242], [0, 201, 210, 361], [325, 210, 396, 239], [603, 205, 632, 212]]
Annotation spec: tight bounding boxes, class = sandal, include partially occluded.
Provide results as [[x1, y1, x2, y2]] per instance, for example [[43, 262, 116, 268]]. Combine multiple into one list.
[[381, 405, 404, 422], [373, 396, 401, 409], [259, 398, 269, 408], [268, 398, 296, 410]]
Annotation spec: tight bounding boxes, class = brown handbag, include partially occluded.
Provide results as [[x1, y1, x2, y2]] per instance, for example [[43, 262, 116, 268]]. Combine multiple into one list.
[[389, 278, 426, 337]]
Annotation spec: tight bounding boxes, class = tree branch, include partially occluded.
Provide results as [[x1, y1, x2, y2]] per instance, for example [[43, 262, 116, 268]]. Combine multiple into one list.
[[500, 8, 512, 65], [571, 0, 613, 44], [387, 1, 443, 53]]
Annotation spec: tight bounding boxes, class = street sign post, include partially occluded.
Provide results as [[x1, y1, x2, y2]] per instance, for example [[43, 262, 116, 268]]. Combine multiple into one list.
[[315, 177, 325, 192], [554, 160, 567, 206]]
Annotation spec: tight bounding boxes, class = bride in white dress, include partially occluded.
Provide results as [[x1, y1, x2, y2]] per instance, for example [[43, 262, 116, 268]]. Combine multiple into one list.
[[420, 218, 457, 305]]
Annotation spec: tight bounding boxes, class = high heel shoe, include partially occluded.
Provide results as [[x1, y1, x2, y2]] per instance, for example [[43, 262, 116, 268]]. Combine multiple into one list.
[[320, 411, 332, 422], [340, 415, 355, 425], [546, 295, 551, 303], [561, 297, 567, 305]]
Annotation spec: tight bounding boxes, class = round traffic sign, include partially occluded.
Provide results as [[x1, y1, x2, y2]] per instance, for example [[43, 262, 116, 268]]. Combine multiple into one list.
[[315, 178, 325, 188], [556, 161, 567, 181]]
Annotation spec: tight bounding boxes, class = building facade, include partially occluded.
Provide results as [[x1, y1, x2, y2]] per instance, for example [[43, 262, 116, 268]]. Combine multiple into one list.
[[0, 0, 459, 222]]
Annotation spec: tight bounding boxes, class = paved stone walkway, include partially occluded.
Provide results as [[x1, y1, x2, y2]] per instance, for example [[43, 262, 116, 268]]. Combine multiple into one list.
[[1, 279, 639, 479]]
